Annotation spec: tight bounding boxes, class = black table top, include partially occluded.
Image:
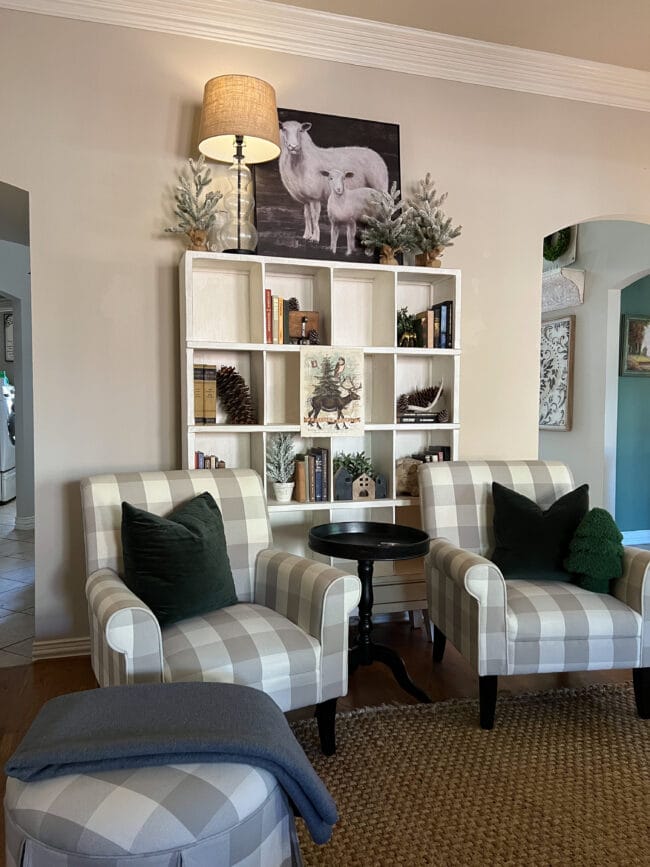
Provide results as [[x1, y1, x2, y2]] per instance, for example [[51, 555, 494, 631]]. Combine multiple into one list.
[[309, 521, 429, 562]]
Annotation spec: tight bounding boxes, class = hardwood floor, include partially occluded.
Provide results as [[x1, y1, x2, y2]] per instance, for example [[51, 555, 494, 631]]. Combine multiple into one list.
[[0, 618, 631, 855]]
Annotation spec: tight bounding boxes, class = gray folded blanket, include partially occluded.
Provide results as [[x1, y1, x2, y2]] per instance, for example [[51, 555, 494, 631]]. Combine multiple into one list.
[[5, 682, 337, 845]]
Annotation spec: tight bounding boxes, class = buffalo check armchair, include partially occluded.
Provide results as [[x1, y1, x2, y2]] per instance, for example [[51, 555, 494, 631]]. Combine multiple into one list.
[[418, 460, 650, 728], [81, 468, 361, 754]]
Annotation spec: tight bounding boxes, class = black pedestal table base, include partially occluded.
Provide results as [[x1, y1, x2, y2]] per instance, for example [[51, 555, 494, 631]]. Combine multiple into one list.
[[309, 522, 431, 704]]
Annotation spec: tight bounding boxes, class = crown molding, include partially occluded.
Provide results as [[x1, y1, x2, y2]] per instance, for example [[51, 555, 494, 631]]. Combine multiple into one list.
[[2, 0, 649, 112]]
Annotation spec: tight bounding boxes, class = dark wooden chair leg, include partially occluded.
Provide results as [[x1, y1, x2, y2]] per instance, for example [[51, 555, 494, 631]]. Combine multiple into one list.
[[315, 697, 338, 756], [633, 667, 650, 718], [432, 627, 446, 663], [479, 675, 498, 730]]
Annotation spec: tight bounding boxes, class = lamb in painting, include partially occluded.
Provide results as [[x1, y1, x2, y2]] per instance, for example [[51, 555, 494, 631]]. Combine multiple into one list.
[[279, 120, 389, 244], [320, 169, 378, 256]]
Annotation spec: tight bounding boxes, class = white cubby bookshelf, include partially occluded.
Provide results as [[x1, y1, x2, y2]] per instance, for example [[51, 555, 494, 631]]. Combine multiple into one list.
[[180, 251, 461, 616]]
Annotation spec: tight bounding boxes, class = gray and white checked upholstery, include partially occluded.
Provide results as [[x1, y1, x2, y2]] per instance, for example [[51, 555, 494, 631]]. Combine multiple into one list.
[[5, 761, 299, 866], [419, 461, 650, 677], [81, 469, 361, 711]]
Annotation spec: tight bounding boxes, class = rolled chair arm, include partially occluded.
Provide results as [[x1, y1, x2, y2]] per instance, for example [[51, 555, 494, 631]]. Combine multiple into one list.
[[425, 538, 508, 676], [255, 549, 361, 701], [86, 569, 164, 685], [612, 547, 650, 666], [426, 538, 507, 608]]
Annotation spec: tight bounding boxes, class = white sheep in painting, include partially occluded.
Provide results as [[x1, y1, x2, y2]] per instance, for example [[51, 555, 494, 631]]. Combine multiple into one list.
[[279, 120, 389, 244], [320, 169, 378, 256]]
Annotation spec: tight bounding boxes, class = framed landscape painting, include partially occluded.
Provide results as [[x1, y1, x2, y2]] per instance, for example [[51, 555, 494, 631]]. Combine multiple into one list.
[[255, 108, 400, 263], [620, 314, 650, 376], [539, 315, 575, 431]]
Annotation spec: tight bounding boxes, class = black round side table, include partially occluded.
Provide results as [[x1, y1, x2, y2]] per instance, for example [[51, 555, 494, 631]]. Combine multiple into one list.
[[309, 521, 431, 703]]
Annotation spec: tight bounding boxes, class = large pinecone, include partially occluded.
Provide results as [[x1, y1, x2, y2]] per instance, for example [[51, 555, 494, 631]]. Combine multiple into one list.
[[287, 297, 300, 311], [397, 383, 442, 415], [216, 365, 257, 424]]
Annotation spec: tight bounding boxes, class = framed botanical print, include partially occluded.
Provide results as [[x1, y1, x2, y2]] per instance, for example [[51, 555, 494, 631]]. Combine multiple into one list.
[[620, 314, 650, 376], [539, 315, 575, 431]]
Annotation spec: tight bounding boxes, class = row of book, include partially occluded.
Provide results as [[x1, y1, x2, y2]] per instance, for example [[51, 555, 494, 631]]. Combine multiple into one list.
[[193, 364, 217, 425], [414, 301, 454, 349], [265, 290, 320, 345], [293, 448, 329, 503], [194, 452, 226, 469]]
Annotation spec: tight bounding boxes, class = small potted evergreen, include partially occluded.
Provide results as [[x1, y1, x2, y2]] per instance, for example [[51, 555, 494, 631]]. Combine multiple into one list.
[[407, 174, 462, 267], [266, 433, 296, 503]]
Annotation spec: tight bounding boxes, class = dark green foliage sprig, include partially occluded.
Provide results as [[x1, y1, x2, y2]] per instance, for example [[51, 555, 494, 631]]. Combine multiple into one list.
[[397, 306, 416, 340], [334, 451, 375, 479], [543, 228, 571, 261]]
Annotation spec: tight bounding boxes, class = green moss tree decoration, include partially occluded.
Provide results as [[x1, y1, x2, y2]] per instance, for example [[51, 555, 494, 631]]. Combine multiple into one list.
[[165, 155, 223, 251], [564, 507, 624, 593]]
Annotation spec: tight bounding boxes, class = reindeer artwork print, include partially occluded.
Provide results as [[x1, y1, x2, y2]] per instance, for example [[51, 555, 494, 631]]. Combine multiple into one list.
[[300, 347, 365, 437]]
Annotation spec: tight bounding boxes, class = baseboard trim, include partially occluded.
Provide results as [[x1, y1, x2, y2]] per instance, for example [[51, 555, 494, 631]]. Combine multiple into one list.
[[32, 636, 91, 660], [622, 530, 650, 545], [14, 515, 34, 530]]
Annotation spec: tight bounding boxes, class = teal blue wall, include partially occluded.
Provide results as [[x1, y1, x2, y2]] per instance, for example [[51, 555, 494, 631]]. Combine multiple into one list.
[[616, 276, 650, 531]]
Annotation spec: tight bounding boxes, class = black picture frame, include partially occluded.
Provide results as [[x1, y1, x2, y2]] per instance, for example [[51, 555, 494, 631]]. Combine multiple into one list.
[[255, 108, 401, 263], [4, 313, 14, 363]]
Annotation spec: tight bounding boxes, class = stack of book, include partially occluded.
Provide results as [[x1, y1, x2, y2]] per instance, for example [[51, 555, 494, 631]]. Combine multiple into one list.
[[265, 289, 320, 345], [413, 300, 454, 349], [194, 452, 226, 469], [193, 364, 217, 424], [398, 412, 442, 424], [293, 448, 329, 502]]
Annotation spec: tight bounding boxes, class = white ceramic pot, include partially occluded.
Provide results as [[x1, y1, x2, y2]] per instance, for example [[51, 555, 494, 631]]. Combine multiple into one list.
[[273, 482, 295, 504]]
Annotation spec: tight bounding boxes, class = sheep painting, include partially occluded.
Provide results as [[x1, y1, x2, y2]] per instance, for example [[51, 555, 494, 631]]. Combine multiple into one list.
[[320, 169, 380, 256], [256, 108, 400, 262], [279, 121, 388, 244]]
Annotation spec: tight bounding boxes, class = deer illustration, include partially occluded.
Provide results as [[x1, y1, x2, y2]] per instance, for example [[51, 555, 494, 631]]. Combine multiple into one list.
[[308, 377, 362, 430]]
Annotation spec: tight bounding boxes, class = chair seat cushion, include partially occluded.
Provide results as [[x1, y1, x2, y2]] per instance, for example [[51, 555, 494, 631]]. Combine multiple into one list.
[[162, 603, 321, 711], [506, 579, 642, 641], [5, 762, 289, 859]]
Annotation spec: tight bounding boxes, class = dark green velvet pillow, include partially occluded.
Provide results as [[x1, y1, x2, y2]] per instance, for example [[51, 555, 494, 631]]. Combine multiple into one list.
[[490, 481, 589, 581], [121, 491, 237, 626], [564, 507, 624, 593]]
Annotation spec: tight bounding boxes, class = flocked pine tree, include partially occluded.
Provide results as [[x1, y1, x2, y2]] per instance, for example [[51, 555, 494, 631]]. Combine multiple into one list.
[[165, 155, 222, 251], [359, 183, 415, 265], [407, 173, 462, 267]]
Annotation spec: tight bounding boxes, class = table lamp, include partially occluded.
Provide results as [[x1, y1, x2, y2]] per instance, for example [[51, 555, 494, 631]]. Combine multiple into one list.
[[198, 74, 281, 254]]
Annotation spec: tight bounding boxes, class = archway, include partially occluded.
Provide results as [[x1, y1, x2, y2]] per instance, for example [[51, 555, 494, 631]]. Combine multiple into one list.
[[538, 219, 650, 540]]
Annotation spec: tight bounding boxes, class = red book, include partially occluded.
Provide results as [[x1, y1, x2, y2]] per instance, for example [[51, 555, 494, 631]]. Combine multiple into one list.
[[265, 288, 273, 343]]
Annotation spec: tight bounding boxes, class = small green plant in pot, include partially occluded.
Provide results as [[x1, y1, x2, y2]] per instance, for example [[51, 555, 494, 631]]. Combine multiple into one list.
[[266, 433, 296, 503]]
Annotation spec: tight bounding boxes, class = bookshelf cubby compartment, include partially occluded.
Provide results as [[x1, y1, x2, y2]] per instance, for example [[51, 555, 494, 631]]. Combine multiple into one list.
[[180, 251, 461, 618]]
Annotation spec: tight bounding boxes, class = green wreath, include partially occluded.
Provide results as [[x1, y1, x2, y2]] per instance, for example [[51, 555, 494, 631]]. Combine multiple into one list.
[[543, 227, 571, 261]]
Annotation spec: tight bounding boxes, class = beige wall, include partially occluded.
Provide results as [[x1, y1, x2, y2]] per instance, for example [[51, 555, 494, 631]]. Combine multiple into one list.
[[0, 10, 649, 641]]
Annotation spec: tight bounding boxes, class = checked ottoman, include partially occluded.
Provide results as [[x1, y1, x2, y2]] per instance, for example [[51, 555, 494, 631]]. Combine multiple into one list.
[[5, 761, 300, 866]]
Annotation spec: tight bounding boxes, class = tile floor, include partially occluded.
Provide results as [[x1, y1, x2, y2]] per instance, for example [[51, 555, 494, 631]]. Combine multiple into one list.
[[0, 501, 35, 667]]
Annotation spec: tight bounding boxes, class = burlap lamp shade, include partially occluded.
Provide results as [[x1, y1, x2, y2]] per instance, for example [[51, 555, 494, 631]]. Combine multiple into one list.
[[198, 75, 281, 164]]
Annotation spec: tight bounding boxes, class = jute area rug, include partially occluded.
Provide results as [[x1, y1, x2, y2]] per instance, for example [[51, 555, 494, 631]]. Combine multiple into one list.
[[290, 683, 650, 866]]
